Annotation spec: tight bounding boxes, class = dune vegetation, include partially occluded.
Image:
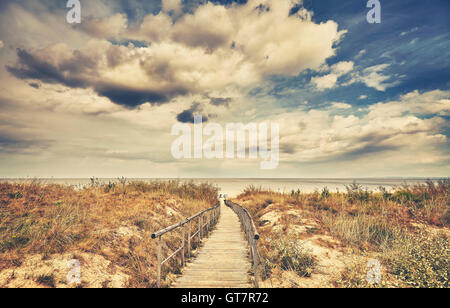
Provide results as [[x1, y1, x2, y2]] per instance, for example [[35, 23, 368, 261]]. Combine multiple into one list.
[[0, 179, 218, 288], [1, 178, 447, 288], [233, 180, 449, 288]]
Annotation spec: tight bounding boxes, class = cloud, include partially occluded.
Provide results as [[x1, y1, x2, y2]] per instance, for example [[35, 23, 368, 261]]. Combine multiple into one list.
[[162, 0, 183, 17], [311, 62, 399, 92], [346, 64, 397, 91], [0, 134, 53, 155], [311, 61, 354, 90], [355, 49, 366, 59], [28, 82, 40, 89], [177, 103, 209, 123], [6, 44, 189, 107], [79, 13, 128, 39], [368, 89, 450, 118], [400, 27, 419, 37], [6, 0, 344, 109], [311, 74, 339, 91], [332, 102, 352, 109], [208, 96, 232, 107], [273, 90, 449, 164], [7, 48, 89, 88], [0, 113, 54, 155]]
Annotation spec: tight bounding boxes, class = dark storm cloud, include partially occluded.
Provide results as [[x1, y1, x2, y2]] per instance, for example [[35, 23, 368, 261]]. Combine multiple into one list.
[[281, 143, 298, 154], [28, 82, 40, 89], [6, 49, 89, 88], [280, 129, 404, 162], [340, 144, 400, 161], [209, 96, 232, 107], [96, 84, 188, 108], [177, 103, 209, 123], [6, 48, 188, 108], [96, 86, 169, 108], [332, 131, 405, 161], [327, 139, 401, 163], [177, 109, 196, 123], [0, 134, 53, 155]]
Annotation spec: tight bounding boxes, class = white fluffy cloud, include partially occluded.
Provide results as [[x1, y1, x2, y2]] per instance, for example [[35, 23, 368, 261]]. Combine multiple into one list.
[[346, 63, 398, 91], [80, 13, 128, 39], [162, 0, 183, 17], [311, 61, 354, 90], [368, 89, 450, 118], [135, 0, 345, 78], [312, 61, 399, 92], [332, 102, 352, 109], [274, 90, 449, 163], [358, 64, 394, 91], [8, 0, 345, 109]]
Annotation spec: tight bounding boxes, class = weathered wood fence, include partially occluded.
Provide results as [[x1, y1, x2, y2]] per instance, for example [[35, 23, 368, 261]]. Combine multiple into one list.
[[151, 203, 221, 288], [225, 200, 260, 288]]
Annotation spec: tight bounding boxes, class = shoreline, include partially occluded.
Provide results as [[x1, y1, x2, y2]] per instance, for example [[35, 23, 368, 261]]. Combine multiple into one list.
[[0, 177, 441, 197]]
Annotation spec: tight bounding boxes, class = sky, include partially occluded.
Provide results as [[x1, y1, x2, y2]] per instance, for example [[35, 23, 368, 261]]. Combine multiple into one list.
[[0, 0, 449, 178]]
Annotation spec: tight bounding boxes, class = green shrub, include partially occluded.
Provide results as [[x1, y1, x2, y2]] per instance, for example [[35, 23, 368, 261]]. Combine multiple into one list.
[[384, 232, 449, 288], [8, 191, 23, 199], [272, 236, 315, 277], [321, 187, 330, 200], [392, 191, 427, 207], [346, 183, 371, 204], [322, 213, 400, 248]]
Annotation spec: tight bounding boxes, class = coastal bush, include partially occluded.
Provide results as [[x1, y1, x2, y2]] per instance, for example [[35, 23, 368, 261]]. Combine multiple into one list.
[[322, 213, 400, 249], [0, 180, 218, 287], [233, 180, 449, 288], [383, 232, 449, 288], [262, 234, 315, 278]]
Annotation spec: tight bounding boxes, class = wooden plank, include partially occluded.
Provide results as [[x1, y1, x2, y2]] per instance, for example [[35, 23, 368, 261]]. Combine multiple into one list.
[[172, 205, 253, 289]]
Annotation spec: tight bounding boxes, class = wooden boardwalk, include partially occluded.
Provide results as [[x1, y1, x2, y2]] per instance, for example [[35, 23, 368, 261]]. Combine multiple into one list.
[[173, 204, 252, 288]]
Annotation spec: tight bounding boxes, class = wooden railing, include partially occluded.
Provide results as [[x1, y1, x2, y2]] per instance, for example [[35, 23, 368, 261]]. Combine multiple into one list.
[[151, 203, 221, 288], [225, 200, 260, 288]]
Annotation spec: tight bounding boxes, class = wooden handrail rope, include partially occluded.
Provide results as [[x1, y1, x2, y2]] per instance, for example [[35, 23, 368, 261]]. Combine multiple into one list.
[[152, 202, 221, 288], [225, 200, 260, 288]]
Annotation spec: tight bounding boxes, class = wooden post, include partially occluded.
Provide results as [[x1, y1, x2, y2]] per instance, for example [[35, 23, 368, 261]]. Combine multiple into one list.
[[207, 211, 210, 231], [253, 244, 259, 288], [181, 224, 185, 267], [187, 220, 191, 258], [199, 215, 202, 240], [157, 235, 162, 288]]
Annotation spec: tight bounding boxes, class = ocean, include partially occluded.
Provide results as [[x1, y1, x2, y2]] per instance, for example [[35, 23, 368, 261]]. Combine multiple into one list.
[[0, 178, 441, 197]]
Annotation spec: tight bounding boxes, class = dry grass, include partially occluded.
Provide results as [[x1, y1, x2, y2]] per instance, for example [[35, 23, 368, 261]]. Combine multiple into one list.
[[0, 180, 218, 288], [234, 179, 449, 288]]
